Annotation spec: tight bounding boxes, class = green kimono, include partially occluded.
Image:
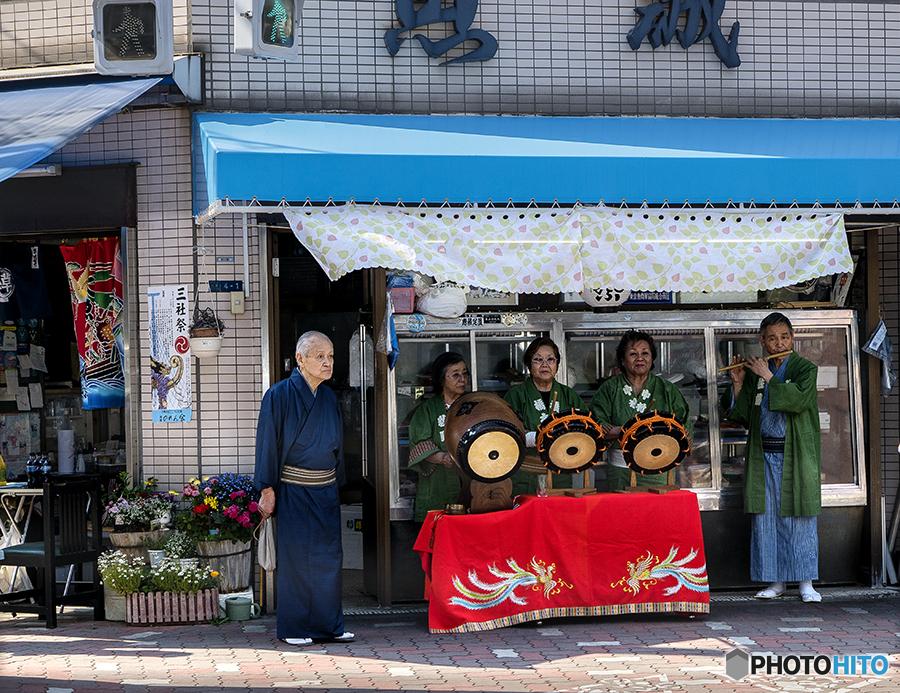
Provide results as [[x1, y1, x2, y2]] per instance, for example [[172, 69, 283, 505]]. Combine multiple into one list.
[[504, 378, 586, 495], [407, 394, 461, 522], [724, 354, 821, 516], [590, 371, 693, 490]]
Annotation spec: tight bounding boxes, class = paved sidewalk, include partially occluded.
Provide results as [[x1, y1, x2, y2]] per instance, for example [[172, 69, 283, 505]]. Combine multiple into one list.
[[0, 587, 898, 693]]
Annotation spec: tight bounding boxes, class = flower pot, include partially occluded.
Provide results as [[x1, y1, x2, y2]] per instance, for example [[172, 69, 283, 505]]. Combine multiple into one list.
[[104, 589, 127, 622], [197, 540, 252, 593], [125, 588, 220, 625], [109, 529, 167, 563], [190, 335, 222, 358]]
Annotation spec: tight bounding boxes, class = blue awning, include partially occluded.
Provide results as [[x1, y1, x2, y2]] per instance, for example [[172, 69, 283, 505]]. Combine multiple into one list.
[[193, 113, 900, 212], [0, 76, 162, 183]]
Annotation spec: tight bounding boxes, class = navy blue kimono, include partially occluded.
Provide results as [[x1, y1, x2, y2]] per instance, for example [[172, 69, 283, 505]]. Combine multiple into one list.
[[255, 368, 346, 640]]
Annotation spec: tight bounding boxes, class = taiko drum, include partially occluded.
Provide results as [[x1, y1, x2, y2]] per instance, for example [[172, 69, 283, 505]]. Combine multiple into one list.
[[444, 392, 526, 483], [536, 409, 607, 473], [619, 409, 691, 474]]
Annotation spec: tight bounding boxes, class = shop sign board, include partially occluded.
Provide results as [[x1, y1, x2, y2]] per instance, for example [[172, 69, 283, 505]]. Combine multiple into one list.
[[627, 0, 741, 68], [384, 0, 497, 65], [147, 285, 192, 423]]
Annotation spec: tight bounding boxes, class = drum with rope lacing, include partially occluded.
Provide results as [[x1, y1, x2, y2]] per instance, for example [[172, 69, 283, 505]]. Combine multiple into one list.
[[536, 409, 607, 474], [444, 391, 526, 483], [619, 409, 691, 474]]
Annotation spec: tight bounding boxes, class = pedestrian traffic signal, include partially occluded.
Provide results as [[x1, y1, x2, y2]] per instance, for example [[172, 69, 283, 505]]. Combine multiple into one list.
[[92, 0, 174, 75], [234, 0, 304, 61]]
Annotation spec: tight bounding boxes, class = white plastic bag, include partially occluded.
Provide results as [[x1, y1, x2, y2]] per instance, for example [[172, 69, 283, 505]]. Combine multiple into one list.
[[416, 282, 468, 318], [255, 518, 276, 571]]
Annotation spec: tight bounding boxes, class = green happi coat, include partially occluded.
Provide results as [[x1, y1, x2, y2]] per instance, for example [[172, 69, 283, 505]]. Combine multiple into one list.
[[724, 354, 821, 516], [407, 394, 461, 522], [590, 371, 694, 450], [504, 378, 586, 494]]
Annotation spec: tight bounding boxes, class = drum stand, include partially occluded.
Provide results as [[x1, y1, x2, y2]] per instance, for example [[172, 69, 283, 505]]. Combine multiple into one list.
[[547, 470, 598, 497], [622, 468, 680, 494]]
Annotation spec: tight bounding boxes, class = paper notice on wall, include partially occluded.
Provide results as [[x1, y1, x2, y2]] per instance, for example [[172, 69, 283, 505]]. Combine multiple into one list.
[[17, 354, 32, 370], [28, 383, 42, 409], [5, 370, 18, 396], [148, 285, 192, 423], [1, 330, 15, 352], [15, 389, 29, 411], [29, 345, 47, 373]]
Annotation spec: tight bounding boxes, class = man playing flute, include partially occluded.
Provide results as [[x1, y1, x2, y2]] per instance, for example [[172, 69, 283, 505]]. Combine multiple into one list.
[[724, 312, 822, 603]]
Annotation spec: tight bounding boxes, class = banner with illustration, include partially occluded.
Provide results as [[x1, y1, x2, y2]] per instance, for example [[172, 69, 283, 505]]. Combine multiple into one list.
[[59, 238, 125, 410], [147, 285, 192, 423]]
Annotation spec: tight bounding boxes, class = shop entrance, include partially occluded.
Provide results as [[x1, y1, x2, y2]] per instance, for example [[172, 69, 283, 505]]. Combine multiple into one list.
[[268, 226, 371, 602]]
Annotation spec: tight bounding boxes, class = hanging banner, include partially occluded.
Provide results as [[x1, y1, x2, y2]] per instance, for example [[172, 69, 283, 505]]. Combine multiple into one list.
[[147, 285, 192, 423], [59, 238, 125, 410], [285, 205, 853, 294]]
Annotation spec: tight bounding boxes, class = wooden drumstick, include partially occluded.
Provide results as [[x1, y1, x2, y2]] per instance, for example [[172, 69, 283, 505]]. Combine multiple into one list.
[[717, 350, 793, 372]]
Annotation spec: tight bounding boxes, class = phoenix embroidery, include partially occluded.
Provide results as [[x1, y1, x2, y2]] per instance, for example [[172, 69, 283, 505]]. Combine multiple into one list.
[[612, 546, 708, 596], [450, 557, 572, 610]]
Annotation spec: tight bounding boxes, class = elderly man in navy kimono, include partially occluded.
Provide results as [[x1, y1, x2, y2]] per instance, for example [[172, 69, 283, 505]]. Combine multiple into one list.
[[255, 330, 354, 645]]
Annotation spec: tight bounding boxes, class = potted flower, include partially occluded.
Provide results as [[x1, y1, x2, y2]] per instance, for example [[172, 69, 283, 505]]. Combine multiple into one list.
[[103, 474, 177, 561], [97, 551, 145, 621], [143, 534, 168, 568], [164, 531, 198, 566], [189, 307, 226, 358], [176, 473, 261, 593]]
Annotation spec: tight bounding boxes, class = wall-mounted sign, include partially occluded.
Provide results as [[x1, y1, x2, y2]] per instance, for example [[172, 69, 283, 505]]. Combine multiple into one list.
[[148, 285, 192, 423], [385, 0, 497, 65], [627, 0, 740, 68]]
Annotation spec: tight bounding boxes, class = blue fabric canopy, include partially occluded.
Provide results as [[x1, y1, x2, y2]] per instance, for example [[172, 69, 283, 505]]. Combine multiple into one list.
[[0, 76, 161, 183], [193, 113, 900, 212]]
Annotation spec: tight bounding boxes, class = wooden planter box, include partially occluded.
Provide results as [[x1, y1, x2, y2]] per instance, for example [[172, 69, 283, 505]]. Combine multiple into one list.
[[125, 588, 220, 625]]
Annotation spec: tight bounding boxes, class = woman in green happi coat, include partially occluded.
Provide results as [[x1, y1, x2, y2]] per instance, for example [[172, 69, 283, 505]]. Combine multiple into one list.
[[504, 337, 586, 495], [590, 330, 693, 492], [407, 352, 468, 522]]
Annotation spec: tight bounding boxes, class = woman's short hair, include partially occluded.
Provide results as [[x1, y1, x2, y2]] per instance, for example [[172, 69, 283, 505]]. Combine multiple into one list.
[[760, 312, 793, 334], [431, 352, 466, 391], [523, 337, 560, 370], [615, 330, 657, 370]]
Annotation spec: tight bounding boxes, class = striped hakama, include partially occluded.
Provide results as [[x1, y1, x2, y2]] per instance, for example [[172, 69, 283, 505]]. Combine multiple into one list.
[[750, 358, 819, 583]]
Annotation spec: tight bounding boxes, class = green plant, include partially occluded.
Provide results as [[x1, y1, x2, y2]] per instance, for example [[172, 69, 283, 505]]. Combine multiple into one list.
[[145, 558, 219, 594], [164, 531, 197, 559], [189, 307, 226, 336], [97, 551, 146, 595], [143, 534, 168, 551]]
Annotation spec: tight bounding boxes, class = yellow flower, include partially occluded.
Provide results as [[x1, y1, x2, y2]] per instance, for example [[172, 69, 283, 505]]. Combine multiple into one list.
[[210, 571, 219, 577], [167, 490, 178, 496], [205, 496, 218, 510]]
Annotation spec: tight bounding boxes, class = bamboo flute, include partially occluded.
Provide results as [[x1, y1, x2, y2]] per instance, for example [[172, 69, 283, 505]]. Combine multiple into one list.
[[717, 350, 794, 372]]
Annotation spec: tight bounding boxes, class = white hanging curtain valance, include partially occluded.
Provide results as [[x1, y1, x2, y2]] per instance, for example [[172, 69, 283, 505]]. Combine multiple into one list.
[[285, 206, 853, 294]]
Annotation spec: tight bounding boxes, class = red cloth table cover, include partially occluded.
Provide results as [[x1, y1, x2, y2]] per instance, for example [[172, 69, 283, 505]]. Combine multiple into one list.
[[414, 490, 709, 633]]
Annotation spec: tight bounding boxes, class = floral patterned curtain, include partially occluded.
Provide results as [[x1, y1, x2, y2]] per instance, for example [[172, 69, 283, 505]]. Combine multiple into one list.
[[286, 206, 852, 294]]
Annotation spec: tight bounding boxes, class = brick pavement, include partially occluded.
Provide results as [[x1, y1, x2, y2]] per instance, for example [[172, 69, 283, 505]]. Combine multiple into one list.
[[0, 588, 897, 693]]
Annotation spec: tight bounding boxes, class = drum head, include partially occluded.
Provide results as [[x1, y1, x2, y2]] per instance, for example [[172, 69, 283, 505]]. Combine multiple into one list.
[[547, 431, 599, 471], [460, 427, 524, 482], [629, 433, 683, 472]]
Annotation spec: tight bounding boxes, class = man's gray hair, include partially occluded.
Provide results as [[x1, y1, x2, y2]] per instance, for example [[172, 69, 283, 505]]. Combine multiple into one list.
[[295, 331, 332, 357]]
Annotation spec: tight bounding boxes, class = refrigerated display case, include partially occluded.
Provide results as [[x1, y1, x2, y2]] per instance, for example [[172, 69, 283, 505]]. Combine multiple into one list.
[[377, 309, 865, 589]]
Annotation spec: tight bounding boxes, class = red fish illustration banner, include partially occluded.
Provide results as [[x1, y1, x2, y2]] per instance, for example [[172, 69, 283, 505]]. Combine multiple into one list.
[[59, 238, 125, 410], [414, 491, 709, 633]]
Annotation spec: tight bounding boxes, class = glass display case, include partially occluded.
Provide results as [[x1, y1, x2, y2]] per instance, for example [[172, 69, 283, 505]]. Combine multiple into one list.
[[390, 309, 866, 515]]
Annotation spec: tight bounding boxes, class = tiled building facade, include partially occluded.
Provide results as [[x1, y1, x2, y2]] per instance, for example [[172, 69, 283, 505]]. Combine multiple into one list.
[[2, 0, 899, 584]]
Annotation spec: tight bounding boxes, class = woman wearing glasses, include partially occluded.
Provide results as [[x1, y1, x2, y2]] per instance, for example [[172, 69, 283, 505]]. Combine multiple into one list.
[[504, 337, 585, 495], [589, 330, 692, 492], [407, 352, 469, 522]]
